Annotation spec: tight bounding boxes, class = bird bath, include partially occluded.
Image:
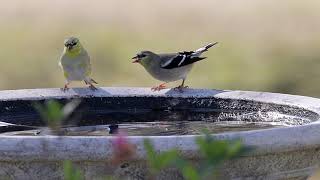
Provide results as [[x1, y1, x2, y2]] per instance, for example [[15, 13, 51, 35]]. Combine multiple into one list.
[[0, 87, 320, 179]]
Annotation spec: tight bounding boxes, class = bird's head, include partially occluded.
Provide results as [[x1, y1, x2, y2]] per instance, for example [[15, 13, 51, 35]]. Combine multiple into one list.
[[132, 51, 156, 66], [64, 37, 82, 53]]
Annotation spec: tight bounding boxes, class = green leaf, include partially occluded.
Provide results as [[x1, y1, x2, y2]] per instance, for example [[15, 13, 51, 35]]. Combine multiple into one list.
[[181, 163, 199, 180], [34, 100, 63, 127], [34, 99, 81, 132], [143, 129, 248, 180], [143, 139, 180, 173], [63, 160, 83, 180]]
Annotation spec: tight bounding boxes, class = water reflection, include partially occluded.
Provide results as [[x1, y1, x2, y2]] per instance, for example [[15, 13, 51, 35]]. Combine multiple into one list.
[[0, 110, 313, 136]]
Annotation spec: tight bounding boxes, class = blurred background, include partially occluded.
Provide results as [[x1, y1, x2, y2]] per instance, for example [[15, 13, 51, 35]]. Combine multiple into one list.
[[1, 0, 320, 97]]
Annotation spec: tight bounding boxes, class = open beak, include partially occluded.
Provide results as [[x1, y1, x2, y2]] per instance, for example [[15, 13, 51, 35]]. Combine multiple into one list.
[[132, 56, 139, 63], [66, 45, 73, 50]]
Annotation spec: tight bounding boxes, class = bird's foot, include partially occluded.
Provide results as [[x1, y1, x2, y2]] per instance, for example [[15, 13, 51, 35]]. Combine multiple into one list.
[[61, 85, 69, 92], [174, 85, 189, 93], [89, 84, 98, 91], [151, 83, 167, 91], [84, 79, 98, 86], [91, 79, 98, 84]]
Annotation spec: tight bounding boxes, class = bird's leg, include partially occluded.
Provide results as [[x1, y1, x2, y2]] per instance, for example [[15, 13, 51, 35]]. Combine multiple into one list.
[[88, 82, 98, 91], [61, 82, 70, 92], [151, 83, 167, 91], [90, 78, 98, 84], [174, 79, 189, 92], [84, 79, 98, 91]]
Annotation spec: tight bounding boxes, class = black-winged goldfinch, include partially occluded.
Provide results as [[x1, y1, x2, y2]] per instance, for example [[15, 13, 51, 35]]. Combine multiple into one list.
[[59, 37, 98, 91], [132, 42, 218, 91]]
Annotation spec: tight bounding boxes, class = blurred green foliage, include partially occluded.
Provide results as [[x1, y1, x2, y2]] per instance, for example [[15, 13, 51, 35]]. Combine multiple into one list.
[[35, 100, 64, 131], [144, 132, 248, 180], [61, 134, 246, 180], [34, 99, 80, 132], [1, 1, 320, 97], [63, 160, 84, 180], [144, 139, 181, 174]]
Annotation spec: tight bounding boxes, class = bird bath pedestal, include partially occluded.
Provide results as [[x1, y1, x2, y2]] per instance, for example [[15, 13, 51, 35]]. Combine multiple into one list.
[[0, 87, 320, 179]]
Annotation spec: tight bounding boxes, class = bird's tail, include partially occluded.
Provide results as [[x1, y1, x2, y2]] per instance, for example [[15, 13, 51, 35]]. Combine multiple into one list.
[[193, 42, 218, 56]]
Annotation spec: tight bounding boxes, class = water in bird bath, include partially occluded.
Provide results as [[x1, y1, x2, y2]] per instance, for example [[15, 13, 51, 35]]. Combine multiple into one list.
[[0, 109, 314, 136]]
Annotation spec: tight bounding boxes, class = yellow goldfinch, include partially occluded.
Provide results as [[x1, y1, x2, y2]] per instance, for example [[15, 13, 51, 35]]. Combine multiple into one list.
[[59, 37, 98, 91]]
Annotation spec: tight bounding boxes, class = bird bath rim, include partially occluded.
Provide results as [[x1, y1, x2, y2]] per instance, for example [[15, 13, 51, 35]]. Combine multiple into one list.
[[1, 87, 320, 180], [0, 87, 319, 126]]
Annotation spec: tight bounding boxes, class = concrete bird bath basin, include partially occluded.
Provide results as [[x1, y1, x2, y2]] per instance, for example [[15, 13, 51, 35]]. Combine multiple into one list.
[[1, 87, 320, 179]]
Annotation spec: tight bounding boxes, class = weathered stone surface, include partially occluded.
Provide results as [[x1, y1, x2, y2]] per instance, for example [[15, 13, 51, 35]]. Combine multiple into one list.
[[0, 87, 320, 179]]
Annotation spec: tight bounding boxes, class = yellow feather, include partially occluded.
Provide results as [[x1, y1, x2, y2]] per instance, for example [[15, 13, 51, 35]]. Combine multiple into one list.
[[64, 71, 69, 78], [65, 44, 82, 58]]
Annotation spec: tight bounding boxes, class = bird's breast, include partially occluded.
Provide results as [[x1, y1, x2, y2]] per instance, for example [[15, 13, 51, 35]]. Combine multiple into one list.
[[144, 63, 193, 82]]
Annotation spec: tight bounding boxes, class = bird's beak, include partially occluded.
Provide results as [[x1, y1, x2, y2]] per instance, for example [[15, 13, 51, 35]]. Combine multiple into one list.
[[66, 45, 73, 50], [132, 55, 139, 63]]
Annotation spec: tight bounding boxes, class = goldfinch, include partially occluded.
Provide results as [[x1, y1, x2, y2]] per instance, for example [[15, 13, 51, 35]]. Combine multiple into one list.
[[59, 37, 98, 91], [132, 42, 218, 91]]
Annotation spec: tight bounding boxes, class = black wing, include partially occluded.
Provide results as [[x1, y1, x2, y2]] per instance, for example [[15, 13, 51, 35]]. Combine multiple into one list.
[[160, 51, 206, 69]]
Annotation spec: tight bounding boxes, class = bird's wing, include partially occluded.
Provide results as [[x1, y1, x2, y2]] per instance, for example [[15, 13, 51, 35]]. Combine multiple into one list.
[[58, 54, 64, 69], [160, 52, 206, 69], [78, 53, 91, 76], [59, 54, 73, 78], [58, 61, 62, 68]]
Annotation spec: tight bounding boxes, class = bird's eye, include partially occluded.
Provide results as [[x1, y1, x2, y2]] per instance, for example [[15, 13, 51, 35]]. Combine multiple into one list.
[[139, 54, 146, 58]]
